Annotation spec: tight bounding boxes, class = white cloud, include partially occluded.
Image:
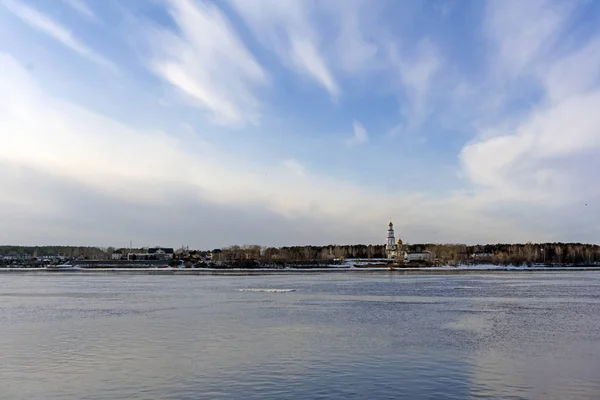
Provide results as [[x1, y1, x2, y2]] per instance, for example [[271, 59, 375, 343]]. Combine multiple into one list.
[[0, 53, 359, 221], [543, 37, 600, 102], [62, 0, 96, 21], [148, 0, 267, 126], [347, 121, 369, 146], [459, 0, 600, 210], [2, 0, 116, 72], [461, 92, 600, 205], [0, 53, 555, 246], [226, 0, 340, 99], [2, 0, 599, 246]]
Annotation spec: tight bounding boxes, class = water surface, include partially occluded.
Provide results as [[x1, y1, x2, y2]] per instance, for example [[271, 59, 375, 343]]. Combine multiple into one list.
[[1, 272, 599, 399]]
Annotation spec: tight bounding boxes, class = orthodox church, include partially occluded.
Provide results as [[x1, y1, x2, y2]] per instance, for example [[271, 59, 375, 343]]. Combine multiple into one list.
[[385, 221, 404, 259], [386, 221, 436, 263]]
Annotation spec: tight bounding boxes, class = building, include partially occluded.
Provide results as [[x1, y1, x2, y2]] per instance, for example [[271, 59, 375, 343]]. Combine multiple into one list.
[[126, 247, 174, 261], [148, 247, 174, 260], [405, 251, 435, 263], [111, 252, 122, 260], [385, 221, 435, 263], [386, 221, 400, 258]]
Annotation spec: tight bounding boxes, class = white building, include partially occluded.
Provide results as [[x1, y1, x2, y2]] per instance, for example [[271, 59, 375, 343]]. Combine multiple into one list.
[[405, 251, 435, 262], [126, 247, 174, 261], [148, 247, 174, 260], [386, 221, 398, 258]]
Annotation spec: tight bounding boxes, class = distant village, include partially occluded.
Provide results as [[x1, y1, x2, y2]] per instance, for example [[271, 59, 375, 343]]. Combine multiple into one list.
[[1, 221, 599, 269]]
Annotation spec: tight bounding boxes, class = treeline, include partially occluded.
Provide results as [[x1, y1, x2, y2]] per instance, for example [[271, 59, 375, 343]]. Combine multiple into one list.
[[0, 246, 108, 259], [406, 243, 600, 266], [2, 242, 600, 266], [462, 243, 600, 266], [210, 244, 388, 264], [210, 243, 600, 266]]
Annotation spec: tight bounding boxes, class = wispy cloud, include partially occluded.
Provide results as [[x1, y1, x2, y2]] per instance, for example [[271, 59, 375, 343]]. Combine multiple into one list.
[[289, 36, 339, 98], [62, 0, 96, 21], [2, 0, 116, 72], [347, 121, 369, 146], [322, 0, 382, 75], [227, 0, 340, 99], [485, 0, 570, 78], [389, 39, 441, 134], [148, 0, 267, 126]]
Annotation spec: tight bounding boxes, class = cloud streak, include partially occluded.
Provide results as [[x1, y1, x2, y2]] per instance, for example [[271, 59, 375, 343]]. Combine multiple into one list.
[[227, 0, 340, 99], [2, 0, 116, 72], [389, 38, 441, 134], [485, 0, 570, 78], [62, 0, 96, 21], [148, 0, 267, 126]]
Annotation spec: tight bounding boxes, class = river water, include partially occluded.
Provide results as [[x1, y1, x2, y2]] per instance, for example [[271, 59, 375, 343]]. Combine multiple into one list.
[[0, 272, 599, 399]]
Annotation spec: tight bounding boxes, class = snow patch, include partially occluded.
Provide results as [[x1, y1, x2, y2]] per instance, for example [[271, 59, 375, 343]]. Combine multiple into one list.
[[444, 315, 491, 333]]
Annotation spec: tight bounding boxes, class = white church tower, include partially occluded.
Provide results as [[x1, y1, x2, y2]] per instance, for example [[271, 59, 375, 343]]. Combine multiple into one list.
[[386, 221, 397, 258]]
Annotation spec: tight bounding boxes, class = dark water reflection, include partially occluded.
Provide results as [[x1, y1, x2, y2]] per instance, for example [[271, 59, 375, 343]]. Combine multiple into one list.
[[1, 272, 599, 399]]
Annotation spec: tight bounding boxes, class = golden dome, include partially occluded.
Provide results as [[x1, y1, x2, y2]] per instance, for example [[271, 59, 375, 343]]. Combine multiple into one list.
[[388, 221, 393, 227]]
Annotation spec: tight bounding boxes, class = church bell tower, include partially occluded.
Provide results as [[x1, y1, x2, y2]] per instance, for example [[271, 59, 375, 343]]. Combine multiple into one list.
[[386, 221, 397, 258]]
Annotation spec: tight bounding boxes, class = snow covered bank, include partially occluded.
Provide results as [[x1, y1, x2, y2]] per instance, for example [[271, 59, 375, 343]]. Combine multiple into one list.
[[1, 265, 599, 274]]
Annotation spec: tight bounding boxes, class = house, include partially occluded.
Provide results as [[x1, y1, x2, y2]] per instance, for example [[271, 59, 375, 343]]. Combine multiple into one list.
[[126, 247, 174, 261], [405, 251, 435, 262], [111, 252, 123, 260], [147, 247, 174, 260]]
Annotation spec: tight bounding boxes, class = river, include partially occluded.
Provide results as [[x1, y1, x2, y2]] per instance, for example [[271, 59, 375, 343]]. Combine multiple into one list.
[[1, 272, 599, 399]]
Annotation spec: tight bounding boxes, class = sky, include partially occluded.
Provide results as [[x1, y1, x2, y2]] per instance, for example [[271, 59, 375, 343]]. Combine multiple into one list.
[[1, 0, 600, 249]]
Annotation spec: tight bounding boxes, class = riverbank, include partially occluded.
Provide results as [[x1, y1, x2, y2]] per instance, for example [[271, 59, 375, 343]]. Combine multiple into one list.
[[2, 265, 600, 275]]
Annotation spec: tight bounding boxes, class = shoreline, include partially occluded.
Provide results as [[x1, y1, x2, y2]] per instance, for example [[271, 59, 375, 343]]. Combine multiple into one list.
[[1, 266, 600, 275]]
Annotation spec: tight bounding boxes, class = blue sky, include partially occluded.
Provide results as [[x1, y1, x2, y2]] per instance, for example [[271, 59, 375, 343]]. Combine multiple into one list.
[[1, 0, 600, 248]]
